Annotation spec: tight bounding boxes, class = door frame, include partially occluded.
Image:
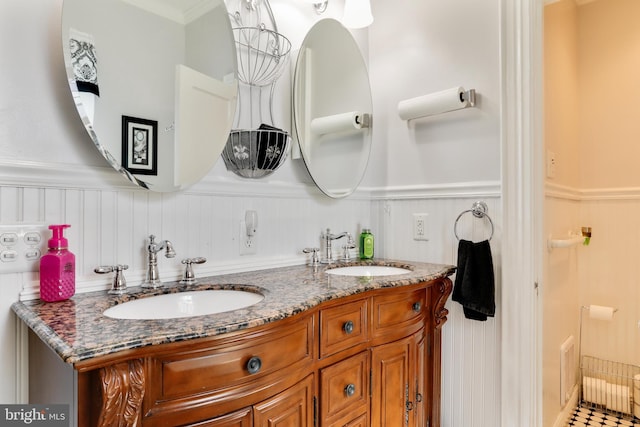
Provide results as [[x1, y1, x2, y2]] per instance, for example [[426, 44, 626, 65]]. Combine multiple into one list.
[[500, 0, 544, 426]]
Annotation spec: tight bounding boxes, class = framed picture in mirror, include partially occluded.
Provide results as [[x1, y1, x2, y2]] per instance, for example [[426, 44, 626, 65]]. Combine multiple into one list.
[[122, 115, 158, 176]]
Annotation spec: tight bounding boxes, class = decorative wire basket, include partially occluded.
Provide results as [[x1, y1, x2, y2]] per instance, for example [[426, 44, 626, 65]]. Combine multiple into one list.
[[233, 26, 291, 87], [222, 127, 290, 178]]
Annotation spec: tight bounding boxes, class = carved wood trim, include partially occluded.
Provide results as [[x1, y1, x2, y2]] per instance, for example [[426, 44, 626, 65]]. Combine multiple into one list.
[[97, 359, 145, 427], [433, 278, 453, 329]]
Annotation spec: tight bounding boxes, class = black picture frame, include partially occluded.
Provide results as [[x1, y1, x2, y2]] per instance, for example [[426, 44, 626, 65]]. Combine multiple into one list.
[[121, 115, 158, 176]]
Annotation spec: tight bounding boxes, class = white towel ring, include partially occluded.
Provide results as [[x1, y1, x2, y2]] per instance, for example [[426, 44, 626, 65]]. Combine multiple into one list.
[[454, 201, 494, 241]]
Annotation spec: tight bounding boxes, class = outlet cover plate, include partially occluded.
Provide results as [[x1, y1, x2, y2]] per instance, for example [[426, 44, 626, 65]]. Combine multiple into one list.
[[413, 213, 429, 241], [0, 223, 48, 273], [239, 221, 257, 255]]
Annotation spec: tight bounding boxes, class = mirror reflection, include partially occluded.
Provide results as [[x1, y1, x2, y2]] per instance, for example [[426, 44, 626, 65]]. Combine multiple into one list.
[[61, 0, 238, 192], [293, 18, 373, 198]]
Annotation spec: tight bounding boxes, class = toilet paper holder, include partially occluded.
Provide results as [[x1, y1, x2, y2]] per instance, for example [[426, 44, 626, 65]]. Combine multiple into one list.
[[581, 304, 618, 320]]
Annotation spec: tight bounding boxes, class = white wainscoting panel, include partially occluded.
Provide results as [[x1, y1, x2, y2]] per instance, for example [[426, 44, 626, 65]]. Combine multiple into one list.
[[373, 195, 502, 427], [2, 167, 503, 427]]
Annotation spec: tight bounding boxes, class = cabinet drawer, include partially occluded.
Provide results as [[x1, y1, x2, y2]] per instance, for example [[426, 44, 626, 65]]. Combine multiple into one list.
[[156, 315, 314, 400], [319, 298, 368, 358], [372, 288, 427, 339], [184, 407, 252, 427], [320, 351, 369, 424]]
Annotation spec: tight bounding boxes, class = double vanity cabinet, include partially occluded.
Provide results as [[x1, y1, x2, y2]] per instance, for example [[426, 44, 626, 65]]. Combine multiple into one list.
[[13, 261, 454, 427]]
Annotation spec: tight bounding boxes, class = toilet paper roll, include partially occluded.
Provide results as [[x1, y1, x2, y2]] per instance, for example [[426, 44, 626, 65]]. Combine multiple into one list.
[[310, 112, 364, 135], [606, 382, 631, 414], [588, 305, 615, 321], [397, 86, 469, 120], [583, 376, 607, 406]]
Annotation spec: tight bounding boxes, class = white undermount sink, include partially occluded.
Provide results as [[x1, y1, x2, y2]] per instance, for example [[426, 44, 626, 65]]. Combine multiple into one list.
[[103, 290, 264, 320], [325, 265, 411, 277]]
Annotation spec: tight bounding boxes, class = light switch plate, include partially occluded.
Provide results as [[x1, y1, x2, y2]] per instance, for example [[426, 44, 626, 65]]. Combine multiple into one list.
[[0, 224, 48, 273]]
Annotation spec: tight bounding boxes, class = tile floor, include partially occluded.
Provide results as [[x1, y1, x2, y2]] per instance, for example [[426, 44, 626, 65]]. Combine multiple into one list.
[[567, 406, 640, 427]]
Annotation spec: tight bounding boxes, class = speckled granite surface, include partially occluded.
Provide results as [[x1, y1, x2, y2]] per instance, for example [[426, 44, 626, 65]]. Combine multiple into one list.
[[12, 260, 454, 365]]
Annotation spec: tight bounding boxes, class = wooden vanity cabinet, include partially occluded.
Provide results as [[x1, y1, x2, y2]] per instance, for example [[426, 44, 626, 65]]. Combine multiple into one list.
[[73, 278, 452, 427]]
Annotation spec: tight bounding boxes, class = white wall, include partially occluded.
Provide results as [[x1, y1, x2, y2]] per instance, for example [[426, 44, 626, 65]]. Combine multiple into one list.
[[544, 1, 640, 425], [543, 2, 581, 425], [0, 1, 503, 426], [368, 1, 502, 425], [367, 0, 501, 188]]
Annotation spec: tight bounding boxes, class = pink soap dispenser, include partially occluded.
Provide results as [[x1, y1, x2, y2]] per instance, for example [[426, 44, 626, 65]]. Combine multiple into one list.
[[39, 224, 75, 302]]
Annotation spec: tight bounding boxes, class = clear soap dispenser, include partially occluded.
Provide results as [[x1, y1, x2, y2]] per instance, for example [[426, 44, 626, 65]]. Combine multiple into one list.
[[39, 224, 76, 302]]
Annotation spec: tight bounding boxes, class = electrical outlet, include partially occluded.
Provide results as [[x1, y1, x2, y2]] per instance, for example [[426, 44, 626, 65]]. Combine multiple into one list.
[[413, 213, 429, 241], [0, 223, 48, 273], [239, 221, 257, 255]]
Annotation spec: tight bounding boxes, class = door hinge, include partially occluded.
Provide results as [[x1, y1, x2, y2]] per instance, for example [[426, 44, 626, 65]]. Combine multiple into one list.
[[313, 396, 317, 427]]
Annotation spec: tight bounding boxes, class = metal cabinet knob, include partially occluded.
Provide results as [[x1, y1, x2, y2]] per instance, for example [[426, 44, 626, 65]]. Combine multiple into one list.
[[343, 320, 355, 334], [344, 383, 356, 397], [412, 302, 422, 313], [246, 356, 262, 374]]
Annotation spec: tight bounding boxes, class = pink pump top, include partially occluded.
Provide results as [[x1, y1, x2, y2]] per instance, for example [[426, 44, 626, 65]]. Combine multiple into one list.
[[48, 224, 70, 249]]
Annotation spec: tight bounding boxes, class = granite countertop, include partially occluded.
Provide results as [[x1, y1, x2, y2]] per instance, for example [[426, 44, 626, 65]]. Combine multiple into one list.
[[12, 259, 455, 365]]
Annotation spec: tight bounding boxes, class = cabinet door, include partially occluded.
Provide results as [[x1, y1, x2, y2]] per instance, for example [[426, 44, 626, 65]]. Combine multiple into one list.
[[320, 351, 369, 427], [371, 335, 412, 427], [253, 375, 315, 427]]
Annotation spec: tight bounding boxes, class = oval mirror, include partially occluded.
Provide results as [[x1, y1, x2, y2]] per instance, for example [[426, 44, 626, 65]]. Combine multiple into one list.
[[61, 0, 238, 192], [293, 19, 373, 198]]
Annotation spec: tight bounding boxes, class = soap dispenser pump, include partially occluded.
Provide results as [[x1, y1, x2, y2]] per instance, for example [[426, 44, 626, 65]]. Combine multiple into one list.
[[40, 224, 75, 302]]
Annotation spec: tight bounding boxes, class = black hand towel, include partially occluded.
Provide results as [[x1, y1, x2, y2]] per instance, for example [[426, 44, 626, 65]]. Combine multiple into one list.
[[452, 239, 495, 321]]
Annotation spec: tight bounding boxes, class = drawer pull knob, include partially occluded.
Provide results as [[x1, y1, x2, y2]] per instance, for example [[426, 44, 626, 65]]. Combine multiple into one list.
[[406, 401, 414, 411], [343, 320, 355, 334], [246, 356, 262, 374], [416, 392, 423, 403], [412, 302, 422, 313], [344, 383, 356, 397]]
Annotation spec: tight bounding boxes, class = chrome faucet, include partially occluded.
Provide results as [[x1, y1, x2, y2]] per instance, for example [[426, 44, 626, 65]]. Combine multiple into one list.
[[322, 229, 352, 263], [142, 235, 176, 288]]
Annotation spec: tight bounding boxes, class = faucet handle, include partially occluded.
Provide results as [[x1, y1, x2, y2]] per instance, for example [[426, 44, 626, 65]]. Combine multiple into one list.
[[342, 234, 357, 261], [180, 257, 207, 285], [95, 264, 129, 295], [303, 248, 320, 266]]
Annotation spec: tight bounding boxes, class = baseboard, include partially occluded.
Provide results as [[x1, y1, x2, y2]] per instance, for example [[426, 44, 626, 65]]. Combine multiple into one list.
[[553, 385, 579, 427]]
